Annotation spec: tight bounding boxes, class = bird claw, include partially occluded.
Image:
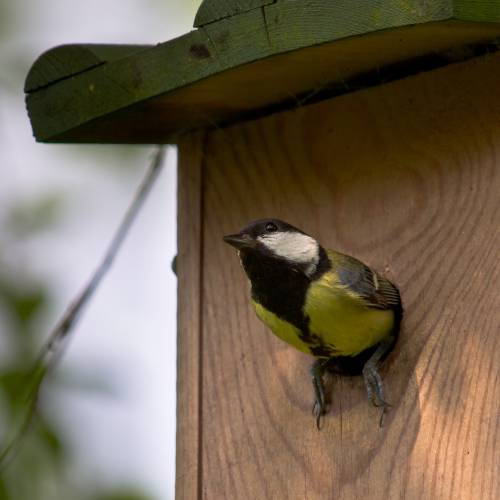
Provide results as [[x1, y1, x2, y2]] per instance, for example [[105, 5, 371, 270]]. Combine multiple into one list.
[[312, 398, 328, 430], [363, 362, 391, 427], [378, 404, 390, 428], [310, 359, 328, 430], [373, 399, 392, 408], [309, 353, 393, 428]]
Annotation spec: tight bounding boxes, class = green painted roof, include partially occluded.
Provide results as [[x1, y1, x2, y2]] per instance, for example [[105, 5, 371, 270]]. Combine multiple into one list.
[[25, 0, 500, 144]]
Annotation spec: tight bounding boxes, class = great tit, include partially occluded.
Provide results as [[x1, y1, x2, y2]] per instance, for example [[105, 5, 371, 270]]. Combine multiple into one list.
[[223, 219, 403, 427]]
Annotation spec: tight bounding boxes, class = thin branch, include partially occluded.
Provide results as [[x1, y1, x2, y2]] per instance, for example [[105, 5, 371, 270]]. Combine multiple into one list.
[[0, 146, 166, 471]]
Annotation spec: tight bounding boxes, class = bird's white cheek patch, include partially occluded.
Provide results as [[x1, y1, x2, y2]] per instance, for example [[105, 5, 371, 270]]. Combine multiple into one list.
[[258, 232, 320, 275]]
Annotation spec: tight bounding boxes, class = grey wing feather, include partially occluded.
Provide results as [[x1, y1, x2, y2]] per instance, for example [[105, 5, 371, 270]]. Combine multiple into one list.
[[334, 252, 401, 310]]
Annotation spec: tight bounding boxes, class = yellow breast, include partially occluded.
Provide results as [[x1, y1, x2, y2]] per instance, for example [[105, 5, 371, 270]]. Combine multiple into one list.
[[252, 301, 313, 355], [305, 272, 394, 356], [252, 270, 395, 358]]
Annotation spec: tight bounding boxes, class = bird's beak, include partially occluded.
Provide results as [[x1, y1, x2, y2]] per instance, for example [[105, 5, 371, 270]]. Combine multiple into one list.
[[223, 233, 256, 250]]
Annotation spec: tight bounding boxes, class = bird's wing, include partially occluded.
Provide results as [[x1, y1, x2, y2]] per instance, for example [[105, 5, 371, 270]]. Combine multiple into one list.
[[328, 250, 401, 310]]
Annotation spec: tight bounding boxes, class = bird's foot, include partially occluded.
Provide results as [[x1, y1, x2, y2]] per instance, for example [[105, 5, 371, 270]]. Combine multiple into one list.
[[310, 359, 329, 430], [362, 362, 391, 427]]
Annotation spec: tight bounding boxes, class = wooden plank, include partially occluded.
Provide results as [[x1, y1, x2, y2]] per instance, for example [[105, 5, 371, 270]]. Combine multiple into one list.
[[264, 0, 452, 51], [27, 21, 500, 144], [24, 0, 500, 144], [455, 0, 500, 22], [194, 0, 275, 27], [201, 7, 272, 67], [199, 52, 500, 499], [175, 131, 206, 500], [25, 29, 214, 142], [24, 44, 151, 93]]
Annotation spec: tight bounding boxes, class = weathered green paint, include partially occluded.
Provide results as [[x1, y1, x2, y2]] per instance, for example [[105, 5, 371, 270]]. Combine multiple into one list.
[[25, 0, 500, 144], [264, 0, 452, 51], [201, 8, 273, 66], [24, 44, 151, 93], [455, 0, 500, 22], [194, 0, 275, 27], [26, 29, 214, 141]]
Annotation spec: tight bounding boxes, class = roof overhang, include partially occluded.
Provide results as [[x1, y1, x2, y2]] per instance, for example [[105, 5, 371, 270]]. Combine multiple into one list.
[[25, 0, 500, 144]]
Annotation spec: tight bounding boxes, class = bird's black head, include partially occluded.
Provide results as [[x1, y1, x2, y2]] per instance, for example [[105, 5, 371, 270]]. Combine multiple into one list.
[[223, 218, 322, 277]]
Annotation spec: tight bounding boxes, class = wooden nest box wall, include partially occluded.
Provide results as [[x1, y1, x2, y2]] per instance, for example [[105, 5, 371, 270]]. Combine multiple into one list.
[[25, 1, 500, 499]]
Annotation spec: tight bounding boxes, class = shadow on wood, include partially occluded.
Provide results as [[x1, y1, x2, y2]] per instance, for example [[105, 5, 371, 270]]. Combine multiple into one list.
[[177, 51, 500, 499]]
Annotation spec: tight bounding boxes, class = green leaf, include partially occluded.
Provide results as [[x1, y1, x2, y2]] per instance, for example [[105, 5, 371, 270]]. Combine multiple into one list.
[[0, 369, 31, 409], [0, 279, 49, 347], [0, 474, 11, 500], [36, 417, 65, 463], [6, 194, 63, 236], [10, 291, 45, 325]]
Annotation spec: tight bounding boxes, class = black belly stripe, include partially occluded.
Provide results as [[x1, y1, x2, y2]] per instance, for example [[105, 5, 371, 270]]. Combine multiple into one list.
[[241, 247, 334, 357]]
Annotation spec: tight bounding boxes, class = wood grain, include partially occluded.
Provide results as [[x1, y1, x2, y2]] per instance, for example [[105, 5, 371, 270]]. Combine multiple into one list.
[[192, 53, 500, 499], [175, 132, 206, 500], [194, 0, 275, 27], [455, 0, 500, 22], [24, 44, 151, 93]]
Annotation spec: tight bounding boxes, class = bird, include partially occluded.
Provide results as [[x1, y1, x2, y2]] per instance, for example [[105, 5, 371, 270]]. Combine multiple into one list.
[[223, 218, 403, 427]]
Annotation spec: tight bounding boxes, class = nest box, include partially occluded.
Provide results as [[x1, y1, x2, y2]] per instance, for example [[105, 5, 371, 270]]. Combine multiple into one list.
[[25, 1, 500, 499]]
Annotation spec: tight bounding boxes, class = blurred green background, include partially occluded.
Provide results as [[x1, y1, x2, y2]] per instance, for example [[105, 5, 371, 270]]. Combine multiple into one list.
[[0, 1, 200, 499]]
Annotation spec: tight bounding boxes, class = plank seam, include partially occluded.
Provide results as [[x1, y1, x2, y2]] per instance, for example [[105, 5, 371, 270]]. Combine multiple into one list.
[[197, 132, 208, 500]]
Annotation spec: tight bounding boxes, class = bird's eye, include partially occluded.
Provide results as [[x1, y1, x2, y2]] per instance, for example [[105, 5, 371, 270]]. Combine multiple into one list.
[[265, 222, 278, 232]]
